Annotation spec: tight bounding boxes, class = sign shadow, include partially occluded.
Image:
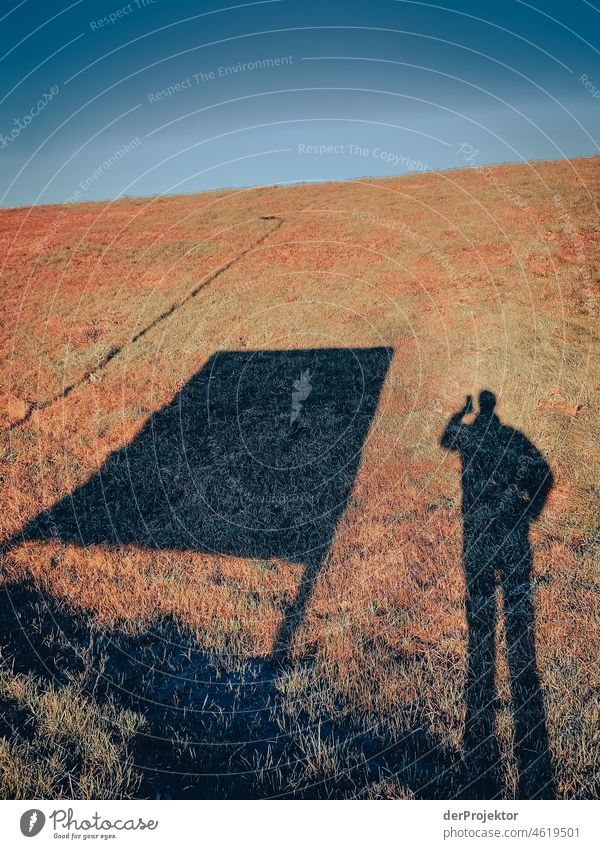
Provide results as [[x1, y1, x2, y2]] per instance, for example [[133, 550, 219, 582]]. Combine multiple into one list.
[[11, 347, 393, 660]]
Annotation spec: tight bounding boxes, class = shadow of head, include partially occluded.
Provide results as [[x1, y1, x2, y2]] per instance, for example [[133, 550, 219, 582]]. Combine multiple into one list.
[[14, 347, 393, 568], [478, 389, 497, 416]]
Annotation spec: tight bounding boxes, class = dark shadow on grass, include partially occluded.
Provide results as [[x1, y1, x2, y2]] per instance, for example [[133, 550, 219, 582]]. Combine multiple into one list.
[[6, 347, 392, 662], [0, 579, 471, 799], [441, 390, 556, 799]]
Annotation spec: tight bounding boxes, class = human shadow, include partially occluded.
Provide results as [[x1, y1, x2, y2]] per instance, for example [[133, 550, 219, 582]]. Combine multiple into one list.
[[6, 347, 392, 662], [440, 391, 555, 798]]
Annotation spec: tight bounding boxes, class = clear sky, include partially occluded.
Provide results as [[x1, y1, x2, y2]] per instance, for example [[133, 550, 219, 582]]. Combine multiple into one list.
[[1, 0, 599, 207]]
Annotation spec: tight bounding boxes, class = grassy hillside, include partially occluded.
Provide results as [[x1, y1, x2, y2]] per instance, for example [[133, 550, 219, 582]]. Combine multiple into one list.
[[0, 157, 598, 799]]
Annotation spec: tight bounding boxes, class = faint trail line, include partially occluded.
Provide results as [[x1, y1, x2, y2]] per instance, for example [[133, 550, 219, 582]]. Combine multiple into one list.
[[5, 216, 284, 433]]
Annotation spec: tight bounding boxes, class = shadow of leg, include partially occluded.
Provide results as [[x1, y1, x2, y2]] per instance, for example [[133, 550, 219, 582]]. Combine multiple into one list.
[[502, 532, 556, 799], [462, 528, 503, 798]]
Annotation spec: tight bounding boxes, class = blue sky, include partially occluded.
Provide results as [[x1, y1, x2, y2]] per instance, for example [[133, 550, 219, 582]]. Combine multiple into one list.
[[1, 0, 599, 207]]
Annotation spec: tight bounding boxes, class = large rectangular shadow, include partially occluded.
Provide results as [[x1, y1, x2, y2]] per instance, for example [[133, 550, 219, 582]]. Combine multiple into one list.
[[13, 347, 392, 654]]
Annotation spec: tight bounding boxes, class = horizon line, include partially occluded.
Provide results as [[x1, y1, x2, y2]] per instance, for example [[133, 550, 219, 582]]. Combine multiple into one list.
[[1, 151, 598, 212]]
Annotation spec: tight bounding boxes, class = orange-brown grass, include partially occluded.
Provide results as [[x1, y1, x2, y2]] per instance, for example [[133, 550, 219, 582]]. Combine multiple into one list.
[[0, 157, 598, 799]]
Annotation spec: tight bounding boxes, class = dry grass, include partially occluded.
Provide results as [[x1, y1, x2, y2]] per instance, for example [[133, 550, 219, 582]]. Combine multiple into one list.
[[0, 663, 144, 799], [0, 157, 598, 798]]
